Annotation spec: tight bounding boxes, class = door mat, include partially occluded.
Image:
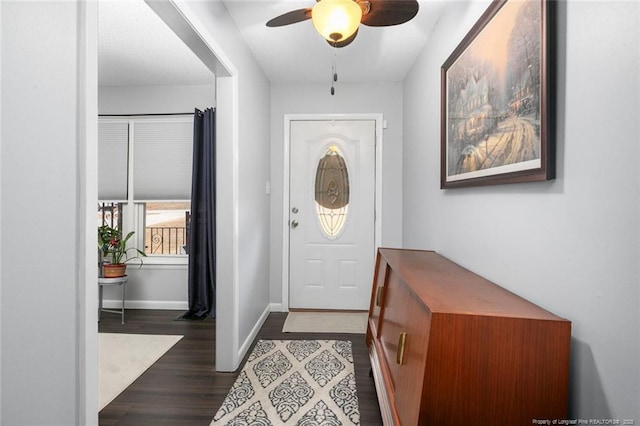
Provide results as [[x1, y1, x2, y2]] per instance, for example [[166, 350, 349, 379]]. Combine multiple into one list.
[[282, 311, 368, 334]]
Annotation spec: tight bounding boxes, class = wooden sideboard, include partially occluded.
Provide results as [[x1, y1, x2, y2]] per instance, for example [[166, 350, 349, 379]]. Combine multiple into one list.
[[366, 248, 571, 425]]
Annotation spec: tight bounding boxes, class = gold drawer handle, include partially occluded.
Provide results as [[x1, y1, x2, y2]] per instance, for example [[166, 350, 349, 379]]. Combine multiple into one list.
[[396, 332, 407, 365], [376, 286, 384, 306]]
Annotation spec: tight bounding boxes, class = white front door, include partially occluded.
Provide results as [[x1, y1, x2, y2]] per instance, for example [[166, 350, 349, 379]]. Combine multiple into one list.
[[289, 119, 376, 310]]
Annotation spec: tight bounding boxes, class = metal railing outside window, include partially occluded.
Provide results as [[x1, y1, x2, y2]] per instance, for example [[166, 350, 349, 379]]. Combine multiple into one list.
[[99, 202, 191, 256], [98, 202, 123, 230], [145, 211, 190, 255]]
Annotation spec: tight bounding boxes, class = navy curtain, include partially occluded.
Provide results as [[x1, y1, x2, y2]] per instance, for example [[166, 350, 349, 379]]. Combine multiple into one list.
[[182, 107, 216, 319]]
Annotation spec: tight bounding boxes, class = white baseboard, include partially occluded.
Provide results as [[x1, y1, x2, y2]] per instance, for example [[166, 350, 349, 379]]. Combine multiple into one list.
[[101, 299, 188, 311], [237, 304, 271, 367]]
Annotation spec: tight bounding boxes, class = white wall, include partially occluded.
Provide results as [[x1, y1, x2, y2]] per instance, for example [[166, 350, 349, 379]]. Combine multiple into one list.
[[1, 1, 92, 424], [99, 83, 214, 115], [269, 82, 404, 306], [403, 0, 639, 420], [98, 83, 214, 309], [101, 266, 188, 310]]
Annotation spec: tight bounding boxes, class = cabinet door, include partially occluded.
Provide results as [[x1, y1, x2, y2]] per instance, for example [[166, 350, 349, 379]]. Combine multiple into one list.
[[378, 270, 431, 425], [368, 255, 389, 339]]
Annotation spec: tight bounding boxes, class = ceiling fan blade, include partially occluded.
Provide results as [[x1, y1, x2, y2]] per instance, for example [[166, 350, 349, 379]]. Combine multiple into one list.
[[266, 8, 312, 27], [360, 0, 419, 27], [326, 29, 359, 48]]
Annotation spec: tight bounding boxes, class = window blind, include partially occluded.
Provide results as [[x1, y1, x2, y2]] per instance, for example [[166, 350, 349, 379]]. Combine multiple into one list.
[[98, 121, 129, 200], [132, 119, 193, 200]]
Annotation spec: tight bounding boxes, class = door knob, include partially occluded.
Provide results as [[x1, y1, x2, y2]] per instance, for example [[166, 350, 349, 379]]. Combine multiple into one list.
[[291, 220, 299, 228]]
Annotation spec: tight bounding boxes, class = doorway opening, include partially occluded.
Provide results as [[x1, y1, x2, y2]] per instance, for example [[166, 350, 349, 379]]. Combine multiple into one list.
[[84, 0, 241, 421]]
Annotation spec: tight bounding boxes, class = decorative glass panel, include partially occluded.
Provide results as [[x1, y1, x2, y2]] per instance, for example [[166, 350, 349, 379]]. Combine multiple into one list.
[[315, 146, 349, 239]]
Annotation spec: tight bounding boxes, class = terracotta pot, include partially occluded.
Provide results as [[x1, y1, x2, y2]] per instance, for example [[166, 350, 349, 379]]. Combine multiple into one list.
[[103, 263, 127, 278]]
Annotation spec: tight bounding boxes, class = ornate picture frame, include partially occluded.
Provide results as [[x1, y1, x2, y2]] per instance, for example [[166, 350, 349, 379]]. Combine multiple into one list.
[[441, 0, 556, 189]]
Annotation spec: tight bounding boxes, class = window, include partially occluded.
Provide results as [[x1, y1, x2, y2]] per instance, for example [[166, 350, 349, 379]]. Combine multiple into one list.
[[97, 202, 123, 230], [98, 116, 193, 262], [143, 201, 190, 255]]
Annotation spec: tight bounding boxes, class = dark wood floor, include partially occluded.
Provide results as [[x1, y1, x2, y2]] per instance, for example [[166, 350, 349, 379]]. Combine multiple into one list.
[[98, 309, 382, 425]]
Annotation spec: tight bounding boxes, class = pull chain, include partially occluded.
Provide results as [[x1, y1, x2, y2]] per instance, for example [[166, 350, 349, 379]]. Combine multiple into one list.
[[331, 46, 338, 95]]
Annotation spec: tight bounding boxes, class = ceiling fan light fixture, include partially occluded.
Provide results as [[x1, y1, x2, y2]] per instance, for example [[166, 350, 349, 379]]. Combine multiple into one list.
[[311, 0, 362, 43]]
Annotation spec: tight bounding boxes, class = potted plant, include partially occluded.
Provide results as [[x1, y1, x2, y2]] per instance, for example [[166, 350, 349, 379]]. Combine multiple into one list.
[[98, 225, 147, 277]]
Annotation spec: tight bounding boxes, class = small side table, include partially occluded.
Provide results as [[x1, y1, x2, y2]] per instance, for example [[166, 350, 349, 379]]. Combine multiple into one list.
[[98, 275, 128, 324]]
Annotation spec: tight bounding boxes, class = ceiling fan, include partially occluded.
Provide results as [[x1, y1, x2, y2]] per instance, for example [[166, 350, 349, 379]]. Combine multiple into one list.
[[266, 0, 419, 48]]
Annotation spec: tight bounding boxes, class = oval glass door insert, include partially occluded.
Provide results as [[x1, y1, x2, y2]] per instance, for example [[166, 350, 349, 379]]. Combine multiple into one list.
[[315, 145, 349, 238]]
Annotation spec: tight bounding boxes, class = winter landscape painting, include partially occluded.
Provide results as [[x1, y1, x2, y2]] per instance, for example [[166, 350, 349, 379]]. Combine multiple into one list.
[[441, 0, 555, 188]]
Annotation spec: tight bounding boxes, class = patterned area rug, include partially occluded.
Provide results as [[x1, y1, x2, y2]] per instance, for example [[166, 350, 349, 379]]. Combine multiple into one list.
[[211, 340, 360, 425]]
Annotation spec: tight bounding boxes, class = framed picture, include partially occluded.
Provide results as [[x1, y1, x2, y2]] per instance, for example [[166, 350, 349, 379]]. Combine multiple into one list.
[[441, 0, 556, 189]]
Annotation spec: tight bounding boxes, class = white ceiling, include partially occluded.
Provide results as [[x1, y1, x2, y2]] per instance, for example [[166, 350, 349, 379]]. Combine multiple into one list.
[[98, 0, 446, 87], [98, 0, 213, 86]]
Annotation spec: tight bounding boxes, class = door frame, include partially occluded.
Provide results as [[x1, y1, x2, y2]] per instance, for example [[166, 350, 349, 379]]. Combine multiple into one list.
[[144, 1, 239, 372], [281, 113, 384, 310]]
